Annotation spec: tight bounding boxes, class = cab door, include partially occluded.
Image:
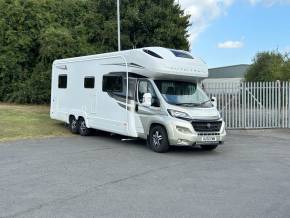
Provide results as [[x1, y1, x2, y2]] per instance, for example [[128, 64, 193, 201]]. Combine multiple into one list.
[[135, 79, 161, 135]]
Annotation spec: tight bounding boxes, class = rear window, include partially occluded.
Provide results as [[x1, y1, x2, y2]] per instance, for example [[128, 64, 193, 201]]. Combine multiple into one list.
[[58, 75, 67, 89]]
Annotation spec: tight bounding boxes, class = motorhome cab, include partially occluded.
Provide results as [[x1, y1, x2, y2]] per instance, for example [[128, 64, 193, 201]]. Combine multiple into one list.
[[50, 47, 226, 153]]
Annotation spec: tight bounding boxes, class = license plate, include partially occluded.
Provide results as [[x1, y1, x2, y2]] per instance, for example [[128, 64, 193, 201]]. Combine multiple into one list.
[[201, 136, 217, 142]]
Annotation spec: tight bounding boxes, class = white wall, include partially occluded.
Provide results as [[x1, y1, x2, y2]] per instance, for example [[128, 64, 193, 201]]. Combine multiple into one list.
[[203, 78, 243, 84]]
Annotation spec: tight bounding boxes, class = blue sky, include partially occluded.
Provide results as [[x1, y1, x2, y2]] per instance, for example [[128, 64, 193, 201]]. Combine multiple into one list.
[[177, 0, 290, 68]]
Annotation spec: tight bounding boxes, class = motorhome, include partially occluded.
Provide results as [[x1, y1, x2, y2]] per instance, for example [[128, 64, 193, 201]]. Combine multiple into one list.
[[50, 47, 226, 153]]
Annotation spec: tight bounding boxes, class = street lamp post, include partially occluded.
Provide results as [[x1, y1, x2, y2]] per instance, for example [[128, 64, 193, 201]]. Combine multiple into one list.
[[117, 0, 121, 51]]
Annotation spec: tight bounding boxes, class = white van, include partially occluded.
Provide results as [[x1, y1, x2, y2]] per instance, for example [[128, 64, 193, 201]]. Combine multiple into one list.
[[50, 47, 226, 152]]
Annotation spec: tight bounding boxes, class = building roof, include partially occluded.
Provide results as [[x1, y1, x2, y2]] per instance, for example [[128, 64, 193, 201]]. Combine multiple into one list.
[[208, 64, 250, 78]]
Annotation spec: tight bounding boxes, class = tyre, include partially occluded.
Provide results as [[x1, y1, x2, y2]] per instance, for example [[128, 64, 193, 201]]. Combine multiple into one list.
[[200, 144, 218, 151], [78, 117, 91, 136], [149, 125, 169, 153], [69, 116, 79, 134]]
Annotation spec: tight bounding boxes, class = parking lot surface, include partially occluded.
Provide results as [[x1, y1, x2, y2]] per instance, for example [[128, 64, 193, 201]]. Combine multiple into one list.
[[1, 129, 290, 218]]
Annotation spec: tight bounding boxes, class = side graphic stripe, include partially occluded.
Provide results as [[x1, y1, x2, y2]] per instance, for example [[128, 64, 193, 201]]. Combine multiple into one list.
[[101, 63, 145, 69], [107, 93, 135, 111], [117, 103, 134, 111]]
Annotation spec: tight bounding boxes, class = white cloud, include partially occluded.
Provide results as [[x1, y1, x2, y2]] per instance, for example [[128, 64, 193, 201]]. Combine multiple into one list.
[[249, 0, 290, 6], [176, 0, 234, 47], [217, 40, 244, 48], [176, 0, 289, 48]]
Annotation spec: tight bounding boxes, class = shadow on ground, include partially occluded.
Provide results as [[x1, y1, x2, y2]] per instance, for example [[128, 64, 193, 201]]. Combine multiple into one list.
[[88, 129, 217, 154]]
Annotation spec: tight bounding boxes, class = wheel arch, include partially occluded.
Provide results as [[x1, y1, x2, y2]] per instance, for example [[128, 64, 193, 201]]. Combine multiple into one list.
[[68, 114, 86, 122], [69, 114, 76, 123], [149, 122, 167, 131]]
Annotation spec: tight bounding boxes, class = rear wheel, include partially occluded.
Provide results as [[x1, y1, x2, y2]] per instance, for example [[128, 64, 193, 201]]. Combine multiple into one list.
[[78, 117, 91, 136], [149, 125, 169, 153], [69, 116, 79, 134], [200, 144, 218, 151]]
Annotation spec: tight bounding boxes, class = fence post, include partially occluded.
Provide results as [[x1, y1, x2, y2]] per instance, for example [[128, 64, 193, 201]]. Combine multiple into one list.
[[277, 80, 281, 128], [288, 82, 290, 128], [243, 82, 246, 128]]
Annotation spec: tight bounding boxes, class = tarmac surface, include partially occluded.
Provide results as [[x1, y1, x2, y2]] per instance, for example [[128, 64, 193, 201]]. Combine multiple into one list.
[[1, 129, 290, 218]]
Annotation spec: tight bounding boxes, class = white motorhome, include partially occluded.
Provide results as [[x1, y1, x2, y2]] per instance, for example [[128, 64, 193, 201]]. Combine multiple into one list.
[[50, 47, 226, 152]]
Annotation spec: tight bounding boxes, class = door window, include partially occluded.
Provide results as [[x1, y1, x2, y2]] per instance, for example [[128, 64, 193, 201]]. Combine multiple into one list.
[[138, 80, 160, 107]]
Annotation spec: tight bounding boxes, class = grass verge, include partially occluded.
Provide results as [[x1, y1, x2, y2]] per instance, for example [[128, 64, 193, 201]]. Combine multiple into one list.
[[0, 103, 71, 142]]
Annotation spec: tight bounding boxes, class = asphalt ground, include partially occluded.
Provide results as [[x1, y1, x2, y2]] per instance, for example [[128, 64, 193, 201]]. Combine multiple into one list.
[[1, 129, 290, 218]]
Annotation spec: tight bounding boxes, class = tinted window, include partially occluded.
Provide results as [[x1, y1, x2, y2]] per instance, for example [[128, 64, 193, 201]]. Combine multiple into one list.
[[58, 75, 67, 89], [111, 78, 136, 100], [170, 50, 193, 59], [84, 77, 95, 89], [143, 49, 163, 59], [102, 76, 123, 92]]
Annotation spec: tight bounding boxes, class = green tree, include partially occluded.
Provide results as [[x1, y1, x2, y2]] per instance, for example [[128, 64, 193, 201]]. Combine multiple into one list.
[[245, 51, 290, 82], [0, 0, 190, 103], [281, 55, 290, 81]]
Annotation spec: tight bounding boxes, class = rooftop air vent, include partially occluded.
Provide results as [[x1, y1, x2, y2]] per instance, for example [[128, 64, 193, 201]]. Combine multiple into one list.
[[143, 49, 163, 59], [170, 49, 193, 59]]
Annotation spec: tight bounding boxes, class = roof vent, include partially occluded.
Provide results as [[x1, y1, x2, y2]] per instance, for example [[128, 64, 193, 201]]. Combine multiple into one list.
[[170, 49, 193, 59], [143, 49, 163, 59]]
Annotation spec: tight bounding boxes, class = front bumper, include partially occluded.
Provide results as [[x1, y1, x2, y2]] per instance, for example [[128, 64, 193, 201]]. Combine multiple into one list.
[[167, 118, 226, 146]]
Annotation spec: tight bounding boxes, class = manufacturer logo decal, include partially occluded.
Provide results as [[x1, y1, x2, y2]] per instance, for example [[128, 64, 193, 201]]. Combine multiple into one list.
[[56, 65, 67, 70]]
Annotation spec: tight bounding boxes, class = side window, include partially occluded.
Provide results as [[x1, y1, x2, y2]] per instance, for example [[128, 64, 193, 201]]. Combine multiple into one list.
[[138, 80, 160, 107], [84, 77, 95, 89], [138, 81, 148, 103], [111, 77, 136, 100], [58, 74, 67, 89], [102, 76, 123, 92]]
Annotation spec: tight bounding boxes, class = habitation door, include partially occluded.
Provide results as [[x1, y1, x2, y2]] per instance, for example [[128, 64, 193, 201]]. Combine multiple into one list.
[[95, 74, 129, 135]]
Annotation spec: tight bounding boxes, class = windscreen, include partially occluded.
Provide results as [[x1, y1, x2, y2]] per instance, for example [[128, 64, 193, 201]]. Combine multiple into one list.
[[154, 80, 212, 107]]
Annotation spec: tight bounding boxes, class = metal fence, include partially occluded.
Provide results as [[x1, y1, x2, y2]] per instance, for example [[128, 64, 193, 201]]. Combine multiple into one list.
[[204, 81, 290, 129]]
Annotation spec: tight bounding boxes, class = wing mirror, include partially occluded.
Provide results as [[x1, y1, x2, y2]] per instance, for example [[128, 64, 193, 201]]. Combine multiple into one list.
[[142, 93, 152, 107], [211, 97, 217, 107]]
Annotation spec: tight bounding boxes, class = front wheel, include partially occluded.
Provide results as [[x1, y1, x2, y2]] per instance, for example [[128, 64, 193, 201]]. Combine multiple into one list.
[[200, 144, 218, 151], [149, 125, 169, 153], [78, 118, 91, 136]]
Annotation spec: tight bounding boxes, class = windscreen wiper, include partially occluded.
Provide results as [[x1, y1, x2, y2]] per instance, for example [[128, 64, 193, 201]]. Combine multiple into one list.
[[199, 99, 211, 105], [175, 103, 199, 107]]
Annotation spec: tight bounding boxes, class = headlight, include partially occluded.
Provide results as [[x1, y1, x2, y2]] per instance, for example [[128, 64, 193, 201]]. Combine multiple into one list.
[[168, 109, 191, 120]]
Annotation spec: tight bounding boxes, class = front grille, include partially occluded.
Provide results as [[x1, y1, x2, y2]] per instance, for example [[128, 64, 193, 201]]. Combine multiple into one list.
[[192, 120, 222, 132], [198, 132, 220, 136]]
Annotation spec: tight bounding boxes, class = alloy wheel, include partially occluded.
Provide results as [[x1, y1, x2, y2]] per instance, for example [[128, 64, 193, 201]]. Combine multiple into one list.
[[152, 131, 163, 148]]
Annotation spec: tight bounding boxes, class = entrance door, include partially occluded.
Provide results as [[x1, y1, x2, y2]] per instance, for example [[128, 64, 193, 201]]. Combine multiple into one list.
[[96, 75, 128, 135]]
